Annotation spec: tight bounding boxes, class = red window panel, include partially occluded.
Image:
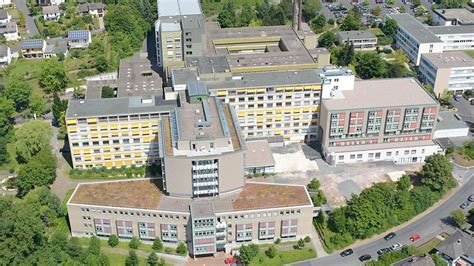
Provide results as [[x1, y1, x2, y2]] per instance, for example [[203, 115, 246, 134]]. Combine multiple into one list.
[[410, 123, 417, 129], [236, 224, 243, 230], [339, 114, 346, 119], [104, 227, 112, 234], [282, 220, 289, 226], [147, 223, 155, 229], [206, 246, 215, 252], [291, 219, 298, 224], [117, 228, 124, 235], [147, 229, 155, 237], [125, 221, 133, 227], [94, 218, 101, 224], [161, 224, 169, 230], [103, 219, 110, 225], [260, 223, 267, 229], [376, 111, 383, 116], [281, 228, 289, 235], [290, 227, 297, 233], [338, 121, 345, 126], [246, 224, 252, 229], [116, 220, 124, 227], [269, 222, 275, 228]]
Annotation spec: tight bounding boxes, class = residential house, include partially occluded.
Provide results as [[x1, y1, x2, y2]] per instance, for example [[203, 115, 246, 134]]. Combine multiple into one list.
[[0, 44, 11, 67], [0, 9, 11, 26], [0, 22, 19, 41], [38, 0, 64, 6], [20, 39, 47, 58], [67, 30, 91, 48], [0, 0, 11, 7], [435, 230, 474, 266], [42, 5, 61, 21], [78, 3, 105, 17], [336, 30, 378, 49]]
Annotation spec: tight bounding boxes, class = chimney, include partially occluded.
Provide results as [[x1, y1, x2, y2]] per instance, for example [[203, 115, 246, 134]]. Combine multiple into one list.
[[292, 0, 302, 31]]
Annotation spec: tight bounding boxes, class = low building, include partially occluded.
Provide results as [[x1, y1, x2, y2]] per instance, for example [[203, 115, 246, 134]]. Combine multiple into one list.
[[42, 5, 60, 21], [0, 44, 11, 67], [434, 111, 469, 139], [388, 13, 444, 65], [244, 140, 275, 176], [78, 3, 106, 17], [0, 22, 20, 41], [20, 39, 47, 59], [429, 25, 474, 52], [307, 48, 331, 68], [38, 0, 64, 6], [320, 77, 442, 165], [392, 255, 435, 266], [0, 0, 11, 7], [336, 30, 378, 49], [433, 8, 474, 26], [419, 51, 474, 97], [67, 30, 92, 49], [435, 230, 474, 265], [0, 9, 11, 26]]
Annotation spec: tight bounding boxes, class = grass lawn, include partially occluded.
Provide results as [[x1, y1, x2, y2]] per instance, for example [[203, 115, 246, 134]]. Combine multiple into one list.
[[416, 237, 442, 255], [369, 27, 384, 36], [464, 50, 474, 58], [78, 237, 154, 253], [104, 252, 147, 266], [49, 216, 70, 238], [0, 143, 18, 172], [249, 248, 316, 266]]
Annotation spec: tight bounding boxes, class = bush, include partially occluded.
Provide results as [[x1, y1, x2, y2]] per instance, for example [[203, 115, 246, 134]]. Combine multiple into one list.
[[298, 239, 305, 248], [176, 242, 187, 255], [266, 245, 277, 258], [274, 238, 281, 244], [327, 18, 335, 25], [377, 36, 393, 46], [129, 237, 141, 249], [152, 238, 163, 251], [304, 236, 311, 243], [108, 235, 119, 247], [239, 244, 260, 264], [164, 247, 173, 254]]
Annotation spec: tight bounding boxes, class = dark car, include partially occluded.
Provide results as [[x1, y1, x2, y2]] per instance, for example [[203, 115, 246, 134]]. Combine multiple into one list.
[[340, 248, 354, 257], [377, 247, 391, 256], [359, 254, 372, 262], [469, 194, 474, 202], [384, 232, 396, 241]]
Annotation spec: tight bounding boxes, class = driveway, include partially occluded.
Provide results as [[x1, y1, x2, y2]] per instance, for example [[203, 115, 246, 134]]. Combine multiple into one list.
[[454, 97, 474, 124], [15, 0, 39, 36]]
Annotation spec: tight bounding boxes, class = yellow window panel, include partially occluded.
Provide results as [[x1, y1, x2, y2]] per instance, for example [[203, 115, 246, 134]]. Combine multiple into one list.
[[100, 125, 108, 130], [123, 160, 132, 166], [256, 117, 264, 123], [104, 162, 113, 167], [276, 87, 285, 92], [256, 111, 265, 115], [293, 115, 300, 120], [140, 122, 150, 126], [285, 93, 292, 96], [94, 156, 101, 160], [285, 86, 294, 91], [120, 124, 129, 129], [246, 89, 257, 94], [115, 161, 123, 167], [103, 148, 111, 152], [68, 127, 77, 132], [103, 155, 112, 159], [132, 130, 140, 135], [303, 107, 311, 112], [275, 109, 283, 114], [110, 124, 119, 129], [153, 136, 159, 141], [256, 88, 266, 93], [86, 118, 97, 123], [294, 86, 303, 91], [131, 123, 140, 128], [284, 109, 292, 114], [284, 135, 290, 140], [72, 150, 80, 155], [274, 115, 282, 121], [151, 129, 159, 134], [143, 137, 151, 143], [151, 121, 158, 126], [134, 152, 141, 157], [66, 119, 77, 125], [312, 86, 321, 91], [90, 133, 99, 138], [294, 108, 302, 113], [274, 130, 282, 135], [238, 112, 245, 117], [217, 90, 227, 96], [83, 149, 92, 154], [312, 106, 319, 112], [89, 125, 97, 130], [84, 155, 92, 160]]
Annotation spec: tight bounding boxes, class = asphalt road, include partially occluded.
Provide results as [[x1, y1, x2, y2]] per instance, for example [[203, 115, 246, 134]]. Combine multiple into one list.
[[15, 0, 39, 36], [294, 169, 474, 266]]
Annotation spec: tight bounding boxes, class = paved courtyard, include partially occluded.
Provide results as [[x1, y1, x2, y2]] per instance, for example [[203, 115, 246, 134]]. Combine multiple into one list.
[[254, 144, 423, 205]]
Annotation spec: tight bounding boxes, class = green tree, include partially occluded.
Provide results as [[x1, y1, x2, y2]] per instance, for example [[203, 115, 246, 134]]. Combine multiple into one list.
[[129, 237, 141, 249], [310, 14, 326, 33], [108, 235, 119, 247], [66, 237, 83, 258], [318, 31, 337, 48], [307, 178, 321, 190], [152, 238, 163, 251], [28, 94, 46, 117], [147, 251, 159, 265], [451, 209, 467, 228], [39, 59, 68, 94], [4, 75, 32, 111], [176, 242, 187, 255], [125, 250, 139, 266], [52, 92, 68, 122], [238, 3, 256, 27], [16, 150, 56, 196], [355, 52, 387, 79], [398, 175, 412, 191], [371, 6, 381, 16], [0, 96, 14, 137], [380, 18, 397, 37], [266, 245, 277, 258], [386, 62, 407, 78], [94, 55, 109, 73], [438, 0, 466, 8], [217, 3, 236, 28], [337, 42, 355, 66], [430, 253, 446, 266], [298, 238, 305, 248], [420, 154, 455, 193], [340, 14, 362, 31], [239, 244, 260, 264], [302, 0, 322, 21], [15, 120, 52, 163], [101, 86, 115, 98]]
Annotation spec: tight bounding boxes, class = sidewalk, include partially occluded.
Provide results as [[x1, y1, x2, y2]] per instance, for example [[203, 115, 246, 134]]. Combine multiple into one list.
[[309, 224, 328, 257]]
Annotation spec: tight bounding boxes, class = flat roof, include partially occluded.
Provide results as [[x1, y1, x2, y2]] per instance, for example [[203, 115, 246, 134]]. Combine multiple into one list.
[[387, 14, 442, 43], [69, 180, 312, 213], [421, 51, 474, 68], [42, 5, 60, 14], [435, 111, 469, 131], [190, 203, 215, 217], [205, 25, 317, 70], [245, 140, 275, 168], [161, 22, 181, 32], [185, 55, 231, 74], [337, 30, 376, 40], [434, 8, 474, 24], [157, 0, 201, 17], [117, 58, 163, 98], [69, 179, 163, 209], [66, 96, 178, 118], [428, 25, 474, 35], [322, 78, 438, 111]]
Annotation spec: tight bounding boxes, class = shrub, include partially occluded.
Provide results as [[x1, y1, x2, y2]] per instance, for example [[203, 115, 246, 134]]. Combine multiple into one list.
[[176, 242, 187, 255], [327, 18, 335, 25], [239, 244, 260, 265], [298, 238, 305, 248], [108, 235, 119, 247], [304, 236, 311, 243], [129, 237, 141, 249], [152, 238, 163, 251], [266, 245, 277, 258], [274, 238, 281, 244], [164, 247, 173, 254]]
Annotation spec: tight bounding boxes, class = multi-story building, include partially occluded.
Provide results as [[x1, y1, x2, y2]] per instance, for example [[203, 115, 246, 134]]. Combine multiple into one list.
[[67, 90, 314, 256], [170, 56, 322, 142], [320, 77, 442, 165], [432, 8, 474, 26], [428, 26, 474, 51], [154, 0, 205, 70], [419, 51, 474, 97], [336, 30, 378, 50], [387, 14, 444, 66]]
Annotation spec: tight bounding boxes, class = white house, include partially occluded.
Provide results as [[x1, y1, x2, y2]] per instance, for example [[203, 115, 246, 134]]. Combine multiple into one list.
[[0, 10, 11, 26], [42, 5, 61, 21], [0, 0, 11, 7], [38, 0, 64, 6], [0, 44, 11, 67], [67, 30, 91, 49], [0, 22, 20, 41]]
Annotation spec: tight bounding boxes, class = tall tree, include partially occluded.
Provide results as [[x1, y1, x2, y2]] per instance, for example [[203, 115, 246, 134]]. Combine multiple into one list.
[[217, 1, 236, 28], [14, 119, 52, 163], [4, 75, 32, 111], [28, 94, 46, 117], [125, 250, 139, 266], [0, 96, 14, 137], [310, 14, 326, 33], [340, 14, 362, 31], [420, 154, 455, 193], [337, 42, 355, 66], [39, 59, 68, 94], [318, 31, 337, 48], [355, 52, 387, 79], [16, 149, 56, 196], [451, 209, 467, 228], [52, 92, 68, 122], [380, 19, 397, 37]]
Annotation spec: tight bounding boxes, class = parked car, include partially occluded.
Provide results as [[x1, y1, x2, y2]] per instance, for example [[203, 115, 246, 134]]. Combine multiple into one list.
[[384, 232, 396, 240], [410, 234, 421, 242], [224, 258, 239, 264], [463, 91, 474, 102], [468, 194, 474, 202], [359, 254, 372, 261], [460, 201, 471, 209], [377, 247, 391, 255], [454, 94, 462, 102], [390, 243, 402, 250], [340, 248, 354, 257]]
